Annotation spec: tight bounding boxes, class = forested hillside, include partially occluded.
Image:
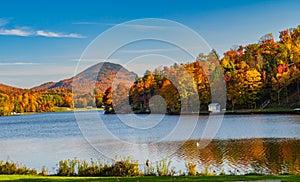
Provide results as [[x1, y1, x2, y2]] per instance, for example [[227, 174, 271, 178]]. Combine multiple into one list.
[[1, 26, 300, 116], [0, 62, 136, 116], [104, 26, 300, 113]]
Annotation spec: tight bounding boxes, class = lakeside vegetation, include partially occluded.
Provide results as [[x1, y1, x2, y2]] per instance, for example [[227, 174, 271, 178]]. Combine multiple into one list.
[[1, 175, 300, 182], [1, 137, 300, 177], [1, 156, 300, 181], [1, 26, 300, 116]]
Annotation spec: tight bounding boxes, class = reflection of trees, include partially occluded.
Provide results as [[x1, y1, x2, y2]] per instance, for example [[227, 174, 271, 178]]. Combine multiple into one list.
[[281, 139, 300, 174], [264, 140, 283, 174], [175, 138, 300, 174]]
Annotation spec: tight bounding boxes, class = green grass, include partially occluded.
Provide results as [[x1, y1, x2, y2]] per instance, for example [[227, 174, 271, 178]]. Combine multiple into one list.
[[263, 107, 292, 112], [1, 175, 300, 182], [73, 107, 104, 111], [225, 107, 296, 114], [54, 107, 104, 112], [53, 107, 73, 112]]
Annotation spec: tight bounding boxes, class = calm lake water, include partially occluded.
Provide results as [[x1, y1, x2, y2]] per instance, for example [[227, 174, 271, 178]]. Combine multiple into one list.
[[0, 111, 299, 174]]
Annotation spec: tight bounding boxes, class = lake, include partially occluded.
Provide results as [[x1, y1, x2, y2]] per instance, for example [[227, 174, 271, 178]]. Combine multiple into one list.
[[0, 111, 299, 174]]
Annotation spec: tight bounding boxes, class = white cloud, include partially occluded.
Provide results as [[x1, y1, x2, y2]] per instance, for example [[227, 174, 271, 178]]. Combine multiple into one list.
[[36, 30, 86, 38], [0, 29, 86, 38], [0, 28, 32, 36], [0, 62, 38, 66], [0, 18, 86, 38]]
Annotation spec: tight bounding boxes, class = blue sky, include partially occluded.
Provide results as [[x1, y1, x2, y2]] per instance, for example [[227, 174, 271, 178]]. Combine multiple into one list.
[[0, 0, 300, 88]]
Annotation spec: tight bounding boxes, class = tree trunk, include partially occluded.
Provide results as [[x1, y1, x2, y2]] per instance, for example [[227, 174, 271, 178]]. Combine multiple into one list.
[[297, 80, 300, 100], [277, 90, 280, 105], [286, 87, 288, 104]]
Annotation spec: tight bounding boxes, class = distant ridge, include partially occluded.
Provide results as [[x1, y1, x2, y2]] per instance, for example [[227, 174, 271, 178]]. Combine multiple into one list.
[[0, 83, 25, 94], [31, 62, 137, 93], [31, 82, 57, 91]]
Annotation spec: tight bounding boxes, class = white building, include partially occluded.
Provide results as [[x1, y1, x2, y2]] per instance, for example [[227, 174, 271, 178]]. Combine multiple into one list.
[[208, 103, 221, 113]]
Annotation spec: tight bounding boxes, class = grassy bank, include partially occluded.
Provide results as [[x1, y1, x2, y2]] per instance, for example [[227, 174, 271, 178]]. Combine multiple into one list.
[[54, 107, 104, 112], [224, 108, 299, 115], [1, 175, 300, 181]]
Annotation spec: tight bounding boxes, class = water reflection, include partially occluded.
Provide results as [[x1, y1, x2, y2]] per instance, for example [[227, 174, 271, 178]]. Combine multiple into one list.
[[1, 113, 300, 174], [1, 137, 299, 174], [174, 138, 300, 174]]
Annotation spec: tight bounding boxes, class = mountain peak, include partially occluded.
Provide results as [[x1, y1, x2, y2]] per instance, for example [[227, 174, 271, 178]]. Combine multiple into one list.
[[32, 62, 137, 93]]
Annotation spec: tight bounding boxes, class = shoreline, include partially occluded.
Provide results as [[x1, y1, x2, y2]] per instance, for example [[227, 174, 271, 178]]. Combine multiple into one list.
[[161, 109, 300, 115], [224, 110, 300, 115], [2, 107, 300, 117]]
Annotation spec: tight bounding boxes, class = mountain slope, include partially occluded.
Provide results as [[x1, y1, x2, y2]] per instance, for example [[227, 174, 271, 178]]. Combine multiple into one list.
[[32, 62, 137, 93], [0, 83, 25, 94], [31, 82, 57, 91]]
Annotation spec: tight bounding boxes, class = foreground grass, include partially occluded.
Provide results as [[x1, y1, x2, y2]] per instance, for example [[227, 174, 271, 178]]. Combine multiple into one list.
[[1, 175, 300, 182]]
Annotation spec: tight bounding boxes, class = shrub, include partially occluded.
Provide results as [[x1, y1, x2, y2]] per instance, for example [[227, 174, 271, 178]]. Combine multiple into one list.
[[186, 162, 197, 176], [110, 160, 140, 176], [77, 158, 104, 176], [156, 158, 175, 176], [40, 166, 48, 176], [57, 158, 78, 176], [58, 157, 141, 177], [0, 160, 37, 175]]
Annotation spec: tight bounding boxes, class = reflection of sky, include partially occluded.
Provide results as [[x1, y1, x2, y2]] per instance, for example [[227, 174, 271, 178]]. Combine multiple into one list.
[[213, 114, 300, 139]]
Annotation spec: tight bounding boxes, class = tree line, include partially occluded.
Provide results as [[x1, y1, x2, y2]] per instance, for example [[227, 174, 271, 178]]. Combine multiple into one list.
[[103, 26, 300, 113], [0, 89, 73, 116], [1, 26, 300, 116]]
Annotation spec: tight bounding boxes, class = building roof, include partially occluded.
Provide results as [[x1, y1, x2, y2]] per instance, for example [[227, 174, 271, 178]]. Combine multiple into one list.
[[208, 103, 220, 106]]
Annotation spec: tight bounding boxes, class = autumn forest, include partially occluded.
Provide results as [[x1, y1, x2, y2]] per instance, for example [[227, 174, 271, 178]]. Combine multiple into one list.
[[1, 26, 300, 116]]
